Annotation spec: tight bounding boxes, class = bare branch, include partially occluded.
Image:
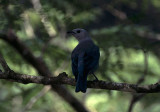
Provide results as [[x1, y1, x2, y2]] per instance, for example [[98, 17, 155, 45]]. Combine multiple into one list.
[[0, 70, 160, 93], [0, 53, 159, 94]]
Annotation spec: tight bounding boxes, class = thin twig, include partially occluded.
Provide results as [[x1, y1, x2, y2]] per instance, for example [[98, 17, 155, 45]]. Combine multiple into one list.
[[22, 86, 51, 112]]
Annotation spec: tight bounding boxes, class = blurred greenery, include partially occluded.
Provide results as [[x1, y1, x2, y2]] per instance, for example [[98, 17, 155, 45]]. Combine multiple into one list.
[[0, 0, 160, 112]]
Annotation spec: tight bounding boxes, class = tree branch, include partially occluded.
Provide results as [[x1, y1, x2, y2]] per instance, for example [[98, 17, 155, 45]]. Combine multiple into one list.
[[0, 68, 160, 93], [1, 52, 160, 93]]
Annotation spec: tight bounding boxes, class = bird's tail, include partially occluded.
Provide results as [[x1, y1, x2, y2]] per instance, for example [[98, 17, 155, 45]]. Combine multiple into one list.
[[75, 74, 87, 93]]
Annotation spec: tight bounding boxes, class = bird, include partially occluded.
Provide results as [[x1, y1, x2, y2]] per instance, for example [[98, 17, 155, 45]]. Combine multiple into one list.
[[67, 28, 100, 93]]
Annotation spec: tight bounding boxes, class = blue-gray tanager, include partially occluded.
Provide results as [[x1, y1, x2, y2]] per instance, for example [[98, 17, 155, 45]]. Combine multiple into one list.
[[67, 28, 100, 93]]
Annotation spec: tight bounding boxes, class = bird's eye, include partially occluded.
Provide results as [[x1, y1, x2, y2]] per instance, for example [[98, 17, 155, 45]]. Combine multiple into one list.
[[77, 30, 81, 33]]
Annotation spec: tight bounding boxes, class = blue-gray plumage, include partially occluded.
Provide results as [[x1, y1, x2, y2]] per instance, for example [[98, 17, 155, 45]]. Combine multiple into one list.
[[67, 28, 100, 93]]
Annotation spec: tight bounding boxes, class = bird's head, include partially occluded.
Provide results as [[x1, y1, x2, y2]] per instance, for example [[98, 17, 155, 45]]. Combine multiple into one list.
[[67, 28, 90, 42]]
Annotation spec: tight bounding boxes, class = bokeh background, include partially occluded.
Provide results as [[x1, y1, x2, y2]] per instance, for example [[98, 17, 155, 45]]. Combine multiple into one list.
[[0, 0, 160, 112]]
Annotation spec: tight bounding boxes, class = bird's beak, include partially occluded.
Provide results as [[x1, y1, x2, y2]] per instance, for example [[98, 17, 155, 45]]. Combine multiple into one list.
[[67, 31, 76, 34]]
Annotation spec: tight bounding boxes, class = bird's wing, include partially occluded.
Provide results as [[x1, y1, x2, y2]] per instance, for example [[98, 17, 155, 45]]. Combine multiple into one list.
[[71, 51, 78, 80], [85, 46, 100, 72], [78, 52, 85, 76]]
